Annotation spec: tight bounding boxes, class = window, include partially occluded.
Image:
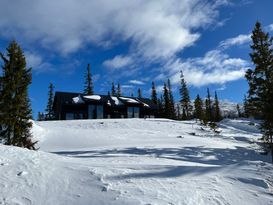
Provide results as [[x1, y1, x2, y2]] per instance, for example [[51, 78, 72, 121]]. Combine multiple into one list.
[[134, 107, 139, 118], [97, 105, 104, 119], [127, 107, 134, 118], [66, 113, 74, 120], [88, 105, 96, 119], [88, 104, 104, 119], [127, 107, 139, 118]]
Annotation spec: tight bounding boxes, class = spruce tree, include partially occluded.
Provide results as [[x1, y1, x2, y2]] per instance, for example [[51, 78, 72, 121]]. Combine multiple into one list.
[[163, 83, 171, 119], [111, 82, 116, 96], [179, 71, 191, 119], [157, 95, 164, 118], [137, 88, 142, 98], [246, 22, 273, 157], [214, 91, 222, 122], [151, 81, 158, 105], [0, 41, 36, 149], [194, 94, 203, 120], [167, 79, 175, 119], [117, 82, 121, 97], [45, 82, 54, 120], [205, 88, 212, 122], [83, 63, 94, 95]]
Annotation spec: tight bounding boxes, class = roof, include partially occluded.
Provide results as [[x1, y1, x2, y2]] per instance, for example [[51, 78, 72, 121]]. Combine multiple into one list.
[[53, 91, 158, 108]]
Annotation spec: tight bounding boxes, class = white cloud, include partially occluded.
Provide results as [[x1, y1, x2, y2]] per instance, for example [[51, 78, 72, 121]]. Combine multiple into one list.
[[165, 49, 250, 87], [267, 24, 273, 31], [103, 55, 133, 69], [219, 34, 251, 49], [25, 52, 54, 73], [0, 0, 227, 59], [128, 80, 145, 85]]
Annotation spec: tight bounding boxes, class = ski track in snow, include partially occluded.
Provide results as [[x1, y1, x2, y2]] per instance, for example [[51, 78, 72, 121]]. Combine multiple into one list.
[[1, 118, 273, 205]]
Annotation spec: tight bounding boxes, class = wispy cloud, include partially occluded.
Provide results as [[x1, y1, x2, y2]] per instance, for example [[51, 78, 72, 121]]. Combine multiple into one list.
[[103, 55, 133, 69], [0, 0, 227, 60], [164, 49, 250, 87], [128, 80, 145, 85], [219, 34, 251, 49]]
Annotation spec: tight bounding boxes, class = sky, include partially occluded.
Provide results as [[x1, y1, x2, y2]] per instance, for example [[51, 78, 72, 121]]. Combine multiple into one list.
[[0, 0, 273, 118]]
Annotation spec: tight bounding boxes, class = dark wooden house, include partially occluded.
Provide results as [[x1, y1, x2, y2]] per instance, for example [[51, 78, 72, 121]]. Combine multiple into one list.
[[53, 92, 159, 120]]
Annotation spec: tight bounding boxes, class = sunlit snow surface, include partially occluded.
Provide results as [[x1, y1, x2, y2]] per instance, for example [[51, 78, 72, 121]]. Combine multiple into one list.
[[1, 118, 273, 205]]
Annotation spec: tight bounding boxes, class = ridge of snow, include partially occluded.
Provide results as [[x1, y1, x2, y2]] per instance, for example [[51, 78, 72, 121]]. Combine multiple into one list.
[[111, 96, 123, 105]]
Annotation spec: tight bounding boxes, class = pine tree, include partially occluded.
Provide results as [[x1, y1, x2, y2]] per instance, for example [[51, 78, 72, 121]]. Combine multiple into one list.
[[246, 22, 273, 158], [111, 82, 116, 96], [205, 88, 212, 123], [117, 82, 121, 97], [83, 63, 94, 95], [243, 95, 250, 117], [167, 79, 175, 119], [157, 95, 164, 118], [194, 94, 203, 120], [176, 104, 181, 119], [163, 83, 171, 118], [179, 71, 191, 119], [45, 82, 54, 120], [214, 91, 222, 122], [151, 81, 158, 105], [37, 112, 45, 121], [137, 88, 142, 98], [0, 41, 36, 149]]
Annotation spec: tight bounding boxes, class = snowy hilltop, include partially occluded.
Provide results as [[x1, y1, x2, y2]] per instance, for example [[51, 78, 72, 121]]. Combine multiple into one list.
[[0, 118, 273, 205]]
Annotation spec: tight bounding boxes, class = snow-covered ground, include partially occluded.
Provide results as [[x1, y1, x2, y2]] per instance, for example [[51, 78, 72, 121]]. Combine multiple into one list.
[[1, 118, 273, 205]]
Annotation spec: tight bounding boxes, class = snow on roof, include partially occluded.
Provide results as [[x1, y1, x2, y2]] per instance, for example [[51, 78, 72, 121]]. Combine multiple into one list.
[[72, 96, 84, 104], [83, 95, 101, 101], [119, 97, 140, 104], [136, 98, 150, 107], [111, 96, 123, 105]]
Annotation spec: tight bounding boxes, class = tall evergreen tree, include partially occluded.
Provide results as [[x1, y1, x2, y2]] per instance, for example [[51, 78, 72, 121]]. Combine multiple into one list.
[[137, 88, 142, 98], [194, 94, 203, 120], [179, 71, 191, 119], [151, 81, 158, 105], [45, 82, 54, 120], [214, 91, 222, 122], [205, 88, 212, 122], [117, 82, 121, 97], [83, 63, 94, 95], [163, 83, 171, 118], [167, 79, 175, 119], [0, 41, 36, 149], [157, 95, 164, 118], [111, 82, 116, 96], [245, 22, 273, 157]]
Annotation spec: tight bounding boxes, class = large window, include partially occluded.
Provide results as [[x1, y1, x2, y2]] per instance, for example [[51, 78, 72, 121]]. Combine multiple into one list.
[[127, 107, 139, 118], [97, 105, 104, 119], [88, 105, 96, 119], [127, 107, 134, 118], [88, 105, 104, 119], [134, 107, 139, 118]]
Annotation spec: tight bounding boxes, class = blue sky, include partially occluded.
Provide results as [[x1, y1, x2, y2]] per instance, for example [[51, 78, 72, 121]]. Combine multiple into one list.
[[0, 0, 273, 118]]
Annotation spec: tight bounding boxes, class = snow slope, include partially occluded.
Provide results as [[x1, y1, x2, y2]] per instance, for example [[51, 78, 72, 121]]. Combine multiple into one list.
[[1, 119, 273, 205]]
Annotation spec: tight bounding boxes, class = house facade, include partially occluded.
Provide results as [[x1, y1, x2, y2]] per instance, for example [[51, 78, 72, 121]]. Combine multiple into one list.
[[53, 92, 159, 120]]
